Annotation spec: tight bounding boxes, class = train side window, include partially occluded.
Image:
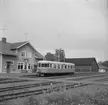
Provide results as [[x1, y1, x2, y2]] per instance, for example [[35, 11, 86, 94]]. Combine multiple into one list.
[[63, 65, 65, 69], [42, 63, 45, 67], [47, 63, 50, 68], [44, 63, 49, 67], [58, 64, 60, 69], [55, 64, 58, 69], [60, 64, 61, 69], [69, 65, 70, 69], [49, 64, 52, 68], [65, 65, 67, 69], [54, 64, 56, 69]]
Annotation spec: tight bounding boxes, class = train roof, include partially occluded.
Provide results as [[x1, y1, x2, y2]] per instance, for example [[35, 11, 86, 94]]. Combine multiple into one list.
[[38, 60, 75, 65]]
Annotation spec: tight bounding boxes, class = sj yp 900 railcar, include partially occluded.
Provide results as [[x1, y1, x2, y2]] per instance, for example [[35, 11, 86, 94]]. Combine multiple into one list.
[[36, 60, 75, 76]]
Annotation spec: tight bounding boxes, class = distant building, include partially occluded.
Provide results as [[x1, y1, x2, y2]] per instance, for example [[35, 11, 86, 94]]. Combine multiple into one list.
[[65, 57, 99, 72], [0, 37, 44, 73], [99, 65, 108, 72]]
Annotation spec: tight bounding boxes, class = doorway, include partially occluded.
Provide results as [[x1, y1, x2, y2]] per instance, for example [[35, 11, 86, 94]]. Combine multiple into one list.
[[6, 61, 13, 73]]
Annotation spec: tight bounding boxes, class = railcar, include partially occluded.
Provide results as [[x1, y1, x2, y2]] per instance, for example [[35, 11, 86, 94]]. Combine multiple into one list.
[[36, 60, 75, 76]]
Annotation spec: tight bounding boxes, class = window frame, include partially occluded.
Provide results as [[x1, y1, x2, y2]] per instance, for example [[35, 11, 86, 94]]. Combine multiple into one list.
[[21, 51, 26, 58], [17, 62, 25, 70], [27, 52, 32, 58]]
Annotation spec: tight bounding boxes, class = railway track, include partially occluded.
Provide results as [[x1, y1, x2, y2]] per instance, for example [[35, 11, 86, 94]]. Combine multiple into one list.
[[0, 79, 31, 84], [21, 72, 98, 79], [0, 73, 106, 102], [0, 82, 92, 102], [0, 81, 61, 93], [67, 74, 107, 81]]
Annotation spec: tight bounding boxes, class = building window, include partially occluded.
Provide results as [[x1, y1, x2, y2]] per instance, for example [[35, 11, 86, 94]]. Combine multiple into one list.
[[28, 64, 31, 69], [17, 62, 24, 70], [27, 52, 32, 58], [21, 51, 26, 57]]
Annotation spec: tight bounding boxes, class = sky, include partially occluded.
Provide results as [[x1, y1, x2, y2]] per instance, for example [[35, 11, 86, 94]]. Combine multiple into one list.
[[0, 0, 108, 62]]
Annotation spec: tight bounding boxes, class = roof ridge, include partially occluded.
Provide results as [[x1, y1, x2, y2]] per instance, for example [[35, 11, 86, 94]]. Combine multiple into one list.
[[12, 41, 28, 44], [66, 57, 95, 59]]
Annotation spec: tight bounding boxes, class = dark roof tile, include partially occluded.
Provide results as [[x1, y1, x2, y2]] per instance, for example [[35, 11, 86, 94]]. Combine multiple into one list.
[[65, 57, 99, 68], [0, 40, 44, 59]]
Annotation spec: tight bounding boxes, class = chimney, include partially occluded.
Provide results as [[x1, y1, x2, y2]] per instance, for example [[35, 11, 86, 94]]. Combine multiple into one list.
[[2, 37, 6, 43]]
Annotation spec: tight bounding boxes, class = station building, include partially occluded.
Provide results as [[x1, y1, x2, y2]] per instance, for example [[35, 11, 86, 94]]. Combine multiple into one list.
[[0, 37, 44, 73]]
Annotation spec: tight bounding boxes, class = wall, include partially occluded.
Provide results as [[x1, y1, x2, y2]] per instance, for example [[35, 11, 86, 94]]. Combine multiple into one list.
[[2, 55, 19, 73], [1, 43, 41, 73], [17, 43, 38, 72], [91, 61, 99, 72], [0, 54, 2, 73], [75, 66, 92, 72]]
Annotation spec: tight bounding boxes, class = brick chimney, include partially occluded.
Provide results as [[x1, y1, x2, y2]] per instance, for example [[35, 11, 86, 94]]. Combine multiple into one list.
[[2, 37, 6, 43]]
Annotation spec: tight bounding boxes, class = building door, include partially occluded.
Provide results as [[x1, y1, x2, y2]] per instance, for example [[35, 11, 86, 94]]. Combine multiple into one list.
[[6, 61, 12, 73], [34, 65, 37, 72]]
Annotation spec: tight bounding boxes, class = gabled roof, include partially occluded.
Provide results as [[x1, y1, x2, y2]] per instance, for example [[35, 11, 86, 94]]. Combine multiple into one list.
[[10, 41, 28, 49], [65, 57, 99, 68], [0, 41, 17, 56], [0, 39, 44, 59]]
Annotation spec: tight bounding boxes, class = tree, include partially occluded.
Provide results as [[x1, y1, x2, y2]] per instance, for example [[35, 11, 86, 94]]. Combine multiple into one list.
[[98, 61, 108, 68], [98, 61, 103, 66], [55, 48, 65, 62], [102, 61, 108, 68], [45, 52, 56, 61]]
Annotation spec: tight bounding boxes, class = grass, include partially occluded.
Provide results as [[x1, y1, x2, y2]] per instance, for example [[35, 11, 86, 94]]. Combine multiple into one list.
[[1, 86, 108, 105]]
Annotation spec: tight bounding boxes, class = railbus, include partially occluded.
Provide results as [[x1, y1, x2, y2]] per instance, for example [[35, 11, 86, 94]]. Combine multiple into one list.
[[36, 60, 75, 76]]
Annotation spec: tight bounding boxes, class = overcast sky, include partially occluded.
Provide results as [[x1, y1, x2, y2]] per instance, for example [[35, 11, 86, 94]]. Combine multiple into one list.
[[0, 0, 108, 61]]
